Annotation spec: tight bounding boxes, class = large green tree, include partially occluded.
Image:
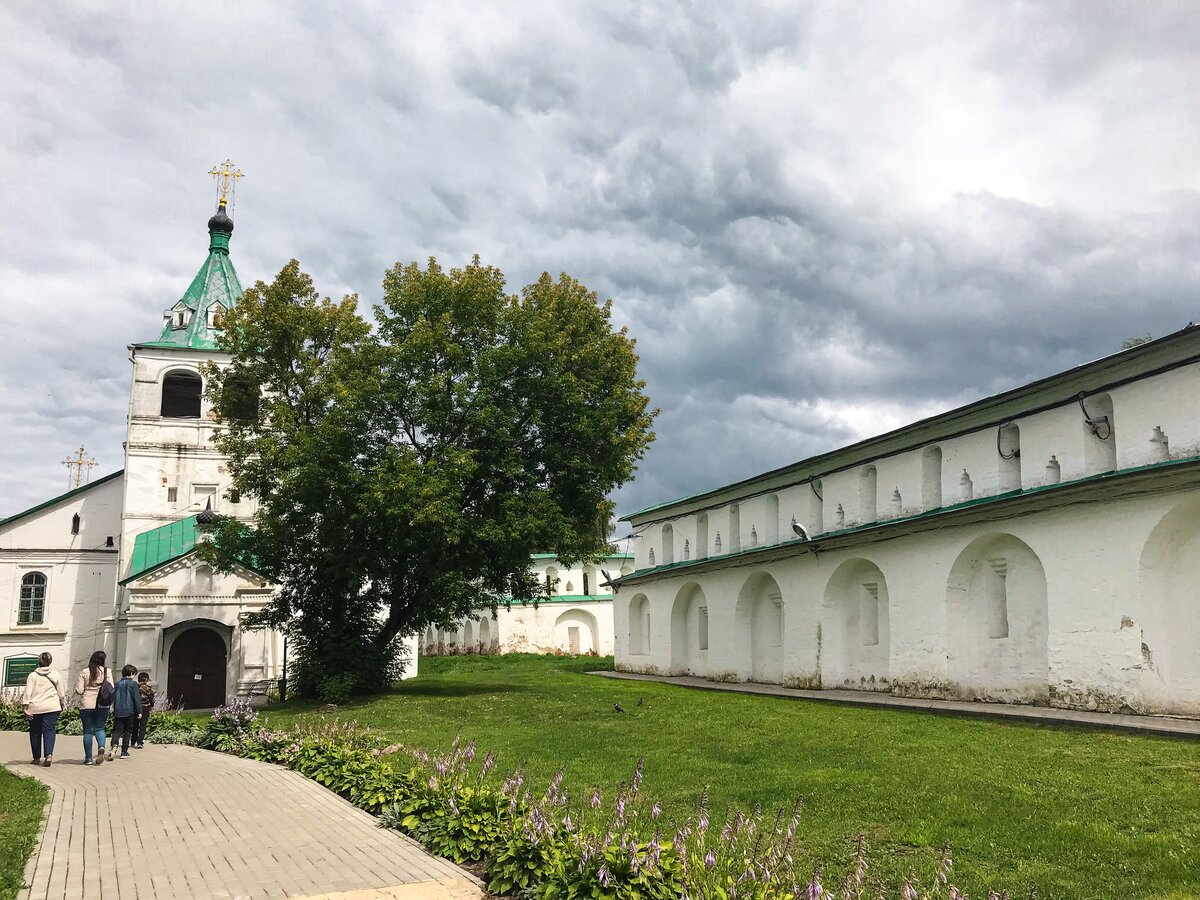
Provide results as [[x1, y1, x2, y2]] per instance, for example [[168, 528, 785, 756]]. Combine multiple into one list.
[[202, 257, 656, 695]]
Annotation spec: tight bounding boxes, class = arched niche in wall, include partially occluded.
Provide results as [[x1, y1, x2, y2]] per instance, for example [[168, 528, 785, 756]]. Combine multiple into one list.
[[695, 513, 709, 559], [764, 494, 779, 545], [729, 504, 742, 553], [1138, 496, 1200, 714], [945, 533, 1048, 703], [820, 558, 891, 691], [555, 608, 599, 655], [463, 620, 475, 650], [669, 582, 708, 677], [1081, 393, 1117, 474], [921, 447, 943, 509], [661, 523, 675, 565], [998, 423, 1022, 492], [478, 616, 493, 652], [627, 594, 651, 656], [545, 566, 559, 595], [733, 571, 785, 683], [860, 467, 878, 523]]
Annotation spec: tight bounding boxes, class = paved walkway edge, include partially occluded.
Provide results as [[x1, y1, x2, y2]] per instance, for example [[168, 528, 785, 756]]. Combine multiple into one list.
[[591, 670, 1200, 739]]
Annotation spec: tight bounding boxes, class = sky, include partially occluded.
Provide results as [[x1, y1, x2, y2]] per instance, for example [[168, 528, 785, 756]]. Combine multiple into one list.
[[1, 1, 1197, 529]]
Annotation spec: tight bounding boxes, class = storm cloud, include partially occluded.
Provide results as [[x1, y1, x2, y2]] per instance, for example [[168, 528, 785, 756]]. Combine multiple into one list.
[[1, 2, 1197, 529]]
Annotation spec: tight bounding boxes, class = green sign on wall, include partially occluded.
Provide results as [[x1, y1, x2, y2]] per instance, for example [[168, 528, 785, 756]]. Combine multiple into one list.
[[4, 657, 40, 687]]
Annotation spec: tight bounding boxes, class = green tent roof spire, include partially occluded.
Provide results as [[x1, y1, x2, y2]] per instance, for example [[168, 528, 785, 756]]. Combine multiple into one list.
[[140, 173, 245, 352]]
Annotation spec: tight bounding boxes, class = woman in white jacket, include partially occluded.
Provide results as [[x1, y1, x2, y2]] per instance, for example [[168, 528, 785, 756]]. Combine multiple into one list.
[[22, 652, 66, 767]]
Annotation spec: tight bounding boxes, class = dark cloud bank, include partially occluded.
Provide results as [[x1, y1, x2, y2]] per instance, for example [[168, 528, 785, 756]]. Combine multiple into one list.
[[1, 2, 1197, 526]]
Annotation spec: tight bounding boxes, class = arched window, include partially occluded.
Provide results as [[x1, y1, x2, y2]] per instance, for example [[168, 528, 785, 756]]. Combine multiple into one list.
[[19, 573, 46, 625], [545, 566, 559, 595], [860, 467, 878, 523], [921, 447, 942, 509], [161, 371, 203, 418]]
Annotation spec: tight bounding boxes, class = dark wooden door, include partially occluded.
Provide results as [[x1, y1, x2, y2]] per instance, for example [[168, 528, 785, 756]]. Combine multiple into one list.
[[168, 628, 228, 709]]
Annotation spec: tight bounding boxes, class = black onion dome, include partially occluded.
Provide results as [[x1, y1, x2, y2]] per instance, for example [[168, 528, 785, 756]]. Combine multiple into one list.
[[196, 498, 218, 526], [207, 203, 234, 237]]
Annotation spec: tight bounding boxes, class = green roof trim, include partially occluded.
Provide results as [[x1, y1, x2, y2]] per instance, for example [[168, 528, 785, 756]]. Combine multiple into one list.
[[0, 470, 124, 528], [479, 595, 615, 610], [144, 208, 243, 351], [618, 454, 1200, 583], [121, 515, 201, 584]]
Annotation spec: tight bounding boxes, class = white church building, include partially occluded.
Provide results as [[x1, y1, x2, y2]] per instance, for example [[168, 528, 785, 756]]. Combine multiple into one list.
[[422, 551, 634, 657], [1, 185, 416, 707], [614, 327, 1200, 717]]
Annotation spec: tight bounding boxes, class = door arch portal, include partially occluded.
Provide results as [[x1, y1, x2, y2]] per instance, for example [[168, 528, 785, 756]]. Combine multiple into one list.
[[167, 627, 228, 709]]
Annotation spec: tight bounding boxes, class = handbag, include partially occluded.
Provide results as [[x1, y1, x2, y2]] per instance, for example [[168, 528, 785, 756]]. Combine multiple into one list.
[[97, 669, 115, 707]]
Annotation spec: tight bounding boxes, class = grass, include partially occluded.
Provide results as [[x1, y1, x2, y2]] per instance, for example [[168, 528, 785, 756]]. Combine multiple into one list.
[[264, 654, 1200, 899], [0, 767, 47, 899]]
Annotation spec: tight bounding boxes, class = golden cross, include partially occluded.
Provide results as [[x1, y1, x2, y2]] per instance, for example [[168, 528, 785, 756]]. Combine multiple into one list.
[[208, 159, 244, 207], [62, 446, 97, 490]]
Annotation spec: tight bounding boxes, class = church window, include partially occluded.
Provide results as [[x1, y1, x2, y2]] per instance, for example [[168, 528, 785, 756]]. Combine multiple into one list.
[[161, 371, 203, 418], [105, 536, 115, 548], [167, 487, 178, 503], [172, 307, 189, 329], [545, 566, 558, 595], [71, 513, 80, 535], [583, 572, 590, 595], [207, 302, 226, 329], [193, 484, 217, 512], [19, 573, 46, 625]]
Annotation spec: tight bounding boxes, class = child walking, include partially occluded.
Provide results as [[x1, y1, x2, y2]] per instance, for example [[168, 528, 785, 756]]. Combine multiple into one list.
[[111, 665, 142, 759], [134, 672, 154, 749]]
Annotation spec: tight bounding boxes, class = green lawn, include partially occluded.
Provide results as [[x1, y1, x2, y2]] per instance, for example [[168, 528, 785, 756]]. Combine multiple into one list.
[[264, 655, 1200, 899], [0, 767, 47, 900]]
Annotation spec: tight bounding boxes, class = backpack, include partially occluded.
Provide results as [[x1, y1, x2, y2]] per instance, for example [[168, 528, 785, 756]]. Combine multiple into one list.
[[97, 670, 115, 707]]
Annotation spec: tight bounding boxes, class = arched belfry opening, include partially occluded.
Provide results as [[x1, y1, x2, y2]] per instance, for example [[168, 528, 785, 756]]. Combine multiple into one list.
[[161, 371, 203, 418]]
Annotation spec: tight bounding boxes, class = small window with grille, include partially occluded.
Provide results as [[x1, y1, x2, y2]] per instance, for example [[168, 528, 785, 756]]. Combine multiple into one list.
[[19, 573, 46, 625]]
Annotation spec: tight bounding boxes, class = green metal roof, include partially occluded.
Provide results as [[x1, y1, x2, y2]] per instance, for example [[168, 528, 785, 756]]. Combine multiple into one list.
[[121, 515, 200, 584], [530, 552, 634, 560], [0, 470, 124, 528], [141, 207, 243, 351]]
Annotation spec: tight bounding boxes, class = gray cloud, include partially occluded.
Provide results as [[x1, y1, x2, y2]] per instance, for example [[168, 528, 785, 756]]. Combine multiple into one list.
[[1, 2, 1197, 527]]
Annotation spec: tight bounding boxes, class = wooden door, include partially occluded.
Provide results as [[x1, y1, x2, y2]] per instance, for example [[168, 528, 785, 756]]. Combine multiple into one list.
[[168, 628, 228, 709]]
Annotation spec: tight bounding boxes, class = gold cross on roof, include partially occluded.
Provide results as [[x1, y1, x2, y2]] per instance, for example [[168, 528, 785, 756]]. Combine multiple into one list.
[[209, 159, 244, 207], [62, 446, 97, 490]]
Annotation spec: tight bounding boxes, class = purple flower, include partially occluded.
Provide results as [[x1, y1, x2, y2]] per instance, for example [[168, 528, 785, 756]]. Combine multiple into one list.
[[590, 788, 602, 810], [704, 851, 716, 869]]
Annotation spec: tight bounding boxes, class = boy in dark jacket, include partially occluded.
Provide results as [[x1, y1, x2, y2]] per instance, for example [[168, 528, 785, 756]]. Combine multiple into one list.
[[111, 665, 142, 759], [134, 672, 154, 749]]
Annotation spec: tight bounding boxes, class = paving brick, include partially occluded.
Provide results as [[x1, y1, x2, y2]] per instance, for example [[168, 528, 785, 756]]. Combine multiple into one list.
[[1, 733, 481, 900]]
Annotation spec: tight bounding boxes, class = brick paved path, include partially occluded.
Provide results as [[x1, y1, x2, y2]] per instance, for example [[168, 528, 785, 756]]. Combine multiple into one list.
[[0, 732, 481, 900]]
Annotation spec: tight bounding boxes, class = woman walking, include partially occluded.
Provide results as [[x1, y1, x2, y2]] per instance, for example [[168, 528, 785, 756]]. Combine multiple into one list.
[[22, 652, 65, 766], [75, 650, 114, 766]]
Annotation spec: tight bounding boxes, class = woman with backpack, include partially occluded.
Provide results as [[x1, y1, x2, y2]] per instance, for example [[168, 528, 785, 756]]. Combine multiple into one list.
[[75, 650, 115, 766], [22, 652, 66, 766]]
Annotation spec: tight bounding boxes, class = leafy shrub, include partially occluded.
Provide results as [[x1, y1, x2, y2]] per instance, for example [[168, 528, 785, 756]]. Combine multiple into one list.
[[317, 673, 357, 705], [201, 698, 259, 752]]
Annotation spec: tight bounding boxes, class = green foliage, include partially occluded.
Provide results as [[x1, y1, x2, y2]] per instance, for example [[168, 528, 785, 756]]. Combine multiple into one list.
[[202, 257, 656, 694], [317, 673, 357, 705], [407, 784, 510, 863], [0, 768, 48, 900], [484, 822, 564, 895], [533, 838, 683, 900], [200, 699, 259, 752]]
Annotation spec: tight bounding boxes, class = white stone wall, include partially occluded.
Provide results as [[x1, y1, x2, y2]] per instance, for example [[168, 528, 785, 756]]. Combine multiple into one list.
[[616, 483, 1200, 715], [619, 349, 1200, 716], [0, 475, 124, 682]]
